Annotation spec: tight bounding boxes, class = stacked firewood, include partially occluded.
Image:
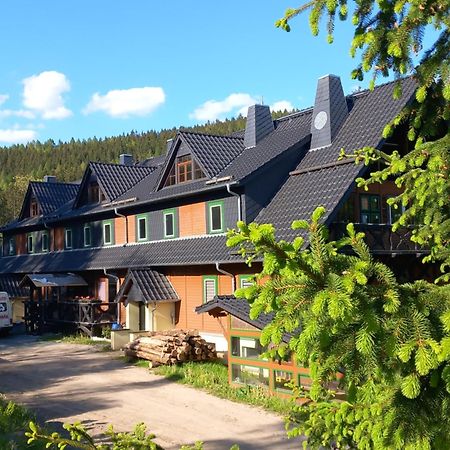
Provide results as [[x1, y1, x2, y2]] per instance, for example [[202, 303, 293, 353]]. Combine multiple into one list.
[[124, 329, 217, 366]]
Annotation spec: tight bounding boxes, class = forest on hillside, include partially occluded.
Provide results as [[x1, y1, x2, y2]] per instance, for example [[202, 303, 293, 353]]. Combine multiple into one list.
[[0, 110, 293, 225]]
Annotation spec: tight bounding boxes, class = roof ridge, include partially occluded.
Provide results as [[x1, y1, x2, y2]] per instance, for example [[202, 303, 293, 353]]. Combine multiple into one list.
[[89, 161, 154, 170], [349, 75, 415, 98], [30, 180, 80, 186], [179, 130, 244, 140], [275, 106, 314, 123]]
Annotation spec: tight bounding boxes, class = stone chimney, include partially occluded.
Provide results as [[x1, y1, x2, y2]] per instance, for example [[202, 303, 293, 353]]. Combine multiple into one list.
[[43, 175, 57, 183], [119, 153, 133, 165], [244, 104, 274, 148], [310, 74, 348, 150]]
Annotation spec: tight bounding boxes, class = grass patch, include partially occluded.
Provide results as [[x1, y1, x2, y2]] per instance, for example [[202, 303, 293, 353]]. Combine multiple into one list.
[[40, 333, 112, 351], [153, 361, 291, 415], [0, 395, 46, 449]]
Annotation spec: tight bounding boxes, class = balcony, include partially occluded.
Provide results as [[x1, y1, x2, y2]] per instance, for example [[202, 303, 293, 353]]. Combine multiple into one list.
[[330, 223, 426, 255]]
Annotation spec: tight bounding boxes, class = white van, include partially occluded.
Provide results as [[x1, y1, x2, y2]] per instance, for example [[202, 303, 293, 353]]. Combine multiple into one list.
[[0, 292, 13, 336]]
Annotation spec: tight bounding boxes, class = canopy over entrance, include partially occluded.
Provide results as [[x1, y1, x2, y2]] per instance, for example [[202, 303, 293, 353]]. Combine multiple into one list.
[[20, 273, 88, 288], [115, 268, 179, 305]]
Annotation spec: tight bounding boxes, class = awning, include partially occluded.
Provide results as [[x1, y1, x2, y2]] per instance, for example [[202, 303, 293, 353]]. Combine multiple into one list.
[[115, 268, 179, 305], [0, 274, 29, 298], [19, 273, 88, 288]]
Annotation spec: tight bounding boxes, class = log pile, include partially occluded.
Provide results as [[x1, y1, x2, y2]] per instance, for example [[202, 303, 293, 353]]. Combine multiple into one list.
[[124, 329, 217, 366]]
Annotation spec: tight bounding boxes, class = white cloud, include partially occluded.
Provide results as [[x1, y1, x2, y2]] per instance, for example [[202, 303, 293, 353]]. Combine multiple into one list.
[[0, 94, 9, 106], [0, 128, 37, 144], [83, 87, 165, 118], [0, 109, 35, 119], [22, 71, 72, 119], [190, 93, 258, 122], [271, 100, 294, 112]]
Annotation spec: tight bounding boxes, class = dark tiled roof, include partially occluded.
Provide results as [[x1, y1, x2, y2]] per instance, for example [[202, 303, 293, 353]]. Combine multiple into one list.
[[217, 109, 312, 181], [256, 163, 363, 239], [0, 274, 29, 298], [255, 77, 417, 240], [298, 77, 416, 169], [0, 235, 240, 274], [90, 162, 156, 201], [115, 268, 179, 303], [196, 295, 292, 343], [30, 181, 79, 216], [179, 131, 244, 177]]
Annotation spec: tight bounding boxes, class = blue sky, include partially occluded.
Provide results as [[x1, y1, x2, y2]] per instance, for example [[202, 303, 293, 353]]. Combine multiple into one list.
[[0, 1, 392, 145]]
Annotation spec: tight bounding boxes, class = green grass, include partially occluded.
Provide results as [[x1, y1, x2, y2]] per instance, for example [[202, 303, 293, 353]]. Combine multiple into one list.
[[152, 361, 292, 415], [40, 333, 112, 351], [0, 395, 46, 449]]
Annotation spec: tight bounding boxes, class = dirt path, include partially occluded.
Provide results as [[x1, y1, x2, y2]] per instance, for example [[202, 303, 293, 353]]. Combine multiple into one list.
[[0, 334, 299, 450]]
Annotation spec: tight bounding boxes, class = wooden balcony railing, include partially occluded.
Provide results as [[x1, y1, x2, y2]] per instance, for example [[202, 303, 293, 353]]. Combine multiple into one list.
[[330, 223, 426, 254]]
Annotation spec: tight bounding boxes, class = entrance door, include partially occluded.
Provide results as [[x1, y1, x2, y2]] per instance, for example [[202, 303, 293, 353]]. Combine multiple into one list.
[[139, 303, 146, 331]]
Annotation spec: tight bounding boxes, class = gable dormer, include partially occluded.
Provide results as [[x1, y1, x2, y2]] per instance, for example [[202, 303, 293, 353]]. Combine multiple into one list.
[[157, 132, 245, 190], [19, 185, 40, 220], [163, 140, 206, 188], [74, 166, 108, 208]]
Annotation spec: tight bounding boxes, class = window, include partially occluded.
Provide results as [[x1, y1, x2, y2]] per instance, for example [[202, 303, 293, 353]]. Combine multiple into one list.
[[41, 231, 49, 252], [137, 214, 149, 241], [231, 364, 270, 388], [88, 182, 106, 204], [203, 275, 218, 304], [103, 220, 114, 246], [274, 370, 294, 393], [164, 154, 206, 187], [386, 197, 405, 225], [8, 238, 15, 256], [30, 200, 39, 217], [84, 225, 92, 247], [231, 336, 265, 359], [207, 201, 224, 233], [64, 228, 73, 249], [27, 233, 33, 254], [298, 372, 312, 389], [336, 194, 355, 223], [360, 194, 381, 224], [163, 209, 177, 238], [239, 275, 254, 289]]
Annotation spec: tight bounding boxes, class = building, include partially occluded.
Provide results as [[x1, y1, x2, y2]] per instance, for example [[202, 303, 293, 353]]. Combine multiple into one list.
[[0, 75, 425, 353]]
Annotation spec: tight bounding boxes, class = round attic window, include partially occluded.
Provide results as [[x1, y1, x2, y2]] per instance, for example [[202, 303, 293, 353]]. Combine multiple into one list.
[[314, 111, 328, 130]]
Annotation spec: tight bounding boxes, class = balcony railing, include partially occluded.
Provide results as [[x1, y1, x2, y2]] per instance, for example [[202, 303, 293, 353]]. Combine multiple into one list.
[[330, 223, 426, 254]]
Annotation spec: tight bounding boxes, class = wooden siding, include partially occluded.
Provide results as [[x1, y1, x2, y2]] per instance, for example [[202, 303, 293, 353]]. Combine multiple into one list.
[[128, 215, 136, 243], [54, 228, 64, 251], [15, 234, 26, 255], [179, 202, 206, 237], [115, 216, 127, 245]]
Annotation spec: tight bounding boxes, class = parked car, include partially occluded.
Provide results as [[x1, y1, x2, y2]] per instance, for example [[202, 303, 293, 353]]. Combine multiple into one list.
[[0, 292, 13, 336]]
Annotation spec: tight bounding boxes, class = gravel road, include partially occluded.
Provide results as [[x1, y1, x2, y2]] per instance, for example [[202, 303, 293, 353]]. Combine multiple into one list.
[[0, 333, 299, 450]]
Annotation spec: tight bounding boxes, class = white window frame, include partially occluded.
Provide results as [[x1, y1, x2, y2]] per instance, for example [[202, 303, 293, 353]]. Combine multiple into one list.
[[103, 222, 113, 246], [27, 233, 34, 254], [41, 231, 49, 252], [137, 215, 148, 241], [64, 228, 73, 249], [164, 211, 175, 238], [203, 276, 218, 304], [84, 225, 92, 247]]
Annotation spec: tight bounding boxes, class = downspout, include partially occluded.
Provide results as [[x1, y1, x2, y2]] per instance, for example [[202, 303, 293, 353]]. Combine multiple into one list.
[[215, 262, 235, 292], [103, 269, 121, 324], [226, 183, 242, 222], [114, 207, 128, 245]]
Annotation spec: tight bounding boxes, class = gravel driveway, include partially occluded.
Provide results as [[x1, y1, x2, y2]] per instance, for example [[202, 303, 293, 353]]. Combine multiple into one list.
[[0, 333, 299, 450]]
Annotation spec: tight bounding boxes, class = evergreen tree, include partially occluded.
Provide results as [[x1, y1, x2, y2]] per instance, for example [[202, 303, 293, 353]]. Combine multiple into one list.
[[275, 0, 449, 278], [227, 207, 450, 449]]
